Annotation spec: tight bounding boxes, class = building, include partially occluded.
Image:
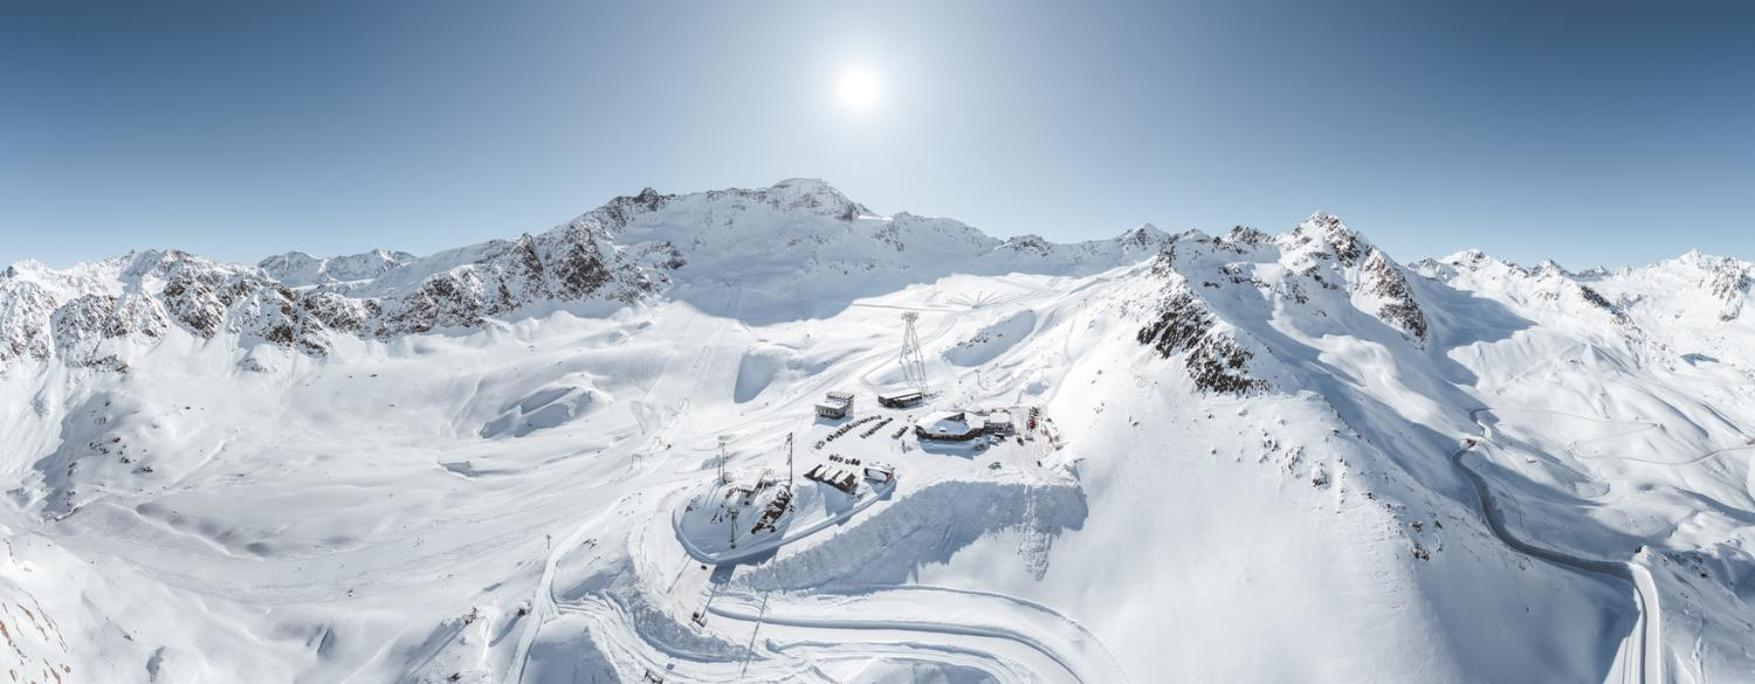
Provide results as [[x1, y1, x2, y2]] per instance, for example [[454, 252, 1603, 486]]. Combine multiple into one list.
[[804, 464, 860, 494], [914, 410, 986, 441], [877, 389, 924, 409], [984, 410, 1014, 435], [815, 391, 855, 419]]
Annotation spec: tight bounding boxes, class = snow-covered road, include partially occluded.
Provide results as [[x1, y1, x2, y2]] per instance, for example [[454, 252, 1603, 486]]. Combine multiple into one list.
[[1458, 408, 1660, 684], [703, 585, 1128, 683]]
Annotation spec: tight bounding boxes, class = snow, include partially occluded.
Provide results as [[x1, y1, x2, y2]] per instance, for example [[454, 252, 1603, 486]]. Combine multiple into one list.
[[259, 248, 418, 288], [3, 180, 1755, 682]]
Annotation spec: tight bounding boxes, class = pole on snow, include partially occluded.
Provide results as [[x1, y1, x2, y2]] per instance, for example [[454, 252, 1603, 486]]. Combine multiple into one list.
[[717, 434, 732, 484]]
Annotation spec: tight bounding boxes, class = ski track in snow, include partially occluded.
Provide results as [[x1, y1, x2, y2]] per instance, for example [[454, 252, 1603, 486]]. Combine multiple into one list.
[[499, 291, 1116, 681], [13, 187, 1755, 682], [701, 585, 1125, 683]]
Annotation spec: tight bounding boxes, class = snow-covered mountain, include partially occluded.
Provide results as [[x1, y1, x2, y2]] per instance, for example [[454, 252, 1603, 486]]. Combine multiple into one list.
[[2, 180, 1753, 683], [0, 179, 1166, 372], [259, 248, 419, 288]]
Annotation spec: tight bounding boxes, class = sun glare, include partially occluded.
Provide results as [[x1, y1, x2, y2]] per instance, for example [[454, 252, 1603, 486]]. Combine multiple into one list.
[[836, 67, 880, 112]]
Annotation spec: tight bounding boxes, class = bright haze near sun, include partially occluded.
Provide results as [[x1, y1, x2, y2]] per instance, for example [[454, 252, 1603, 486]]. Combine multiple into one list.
[[835, 66, 881, 112], [3, 2, 1751, 272]]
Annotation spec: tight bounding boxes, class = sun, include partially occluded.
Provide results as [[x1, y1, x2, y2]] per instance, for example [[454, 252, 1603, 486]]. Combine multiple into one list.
[[835, 67, 880, 112]]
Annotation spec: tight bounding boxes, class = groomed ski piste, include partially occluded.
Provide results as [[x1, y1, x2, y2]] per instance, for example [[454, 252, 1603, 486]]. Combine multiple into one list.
[[4, 181, 1755, 682], [493, 277, 1135, 684]]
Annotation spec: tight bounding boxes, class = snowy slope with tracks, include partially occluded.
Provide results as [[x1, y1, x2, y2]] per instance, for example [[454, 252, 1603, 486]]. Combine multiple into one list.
[[3, 180, 1754, 682]]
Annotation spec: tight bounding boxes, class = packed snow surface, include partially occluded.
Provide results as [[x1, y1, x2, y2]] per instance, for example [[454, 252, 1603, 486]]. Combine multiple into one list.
[[3, 181, 1755, 683]]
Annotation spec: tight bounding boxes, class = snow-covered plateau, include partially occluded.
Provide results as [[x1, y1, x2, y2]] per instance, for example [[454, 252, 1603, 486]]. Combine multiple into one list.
[[3, 178, 1754, 683]]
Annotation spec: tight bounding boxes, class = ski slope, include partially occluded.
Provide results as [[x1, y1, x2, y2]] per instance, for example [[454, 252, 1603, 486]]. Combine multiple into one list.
[[3, 181, 1755, 682]]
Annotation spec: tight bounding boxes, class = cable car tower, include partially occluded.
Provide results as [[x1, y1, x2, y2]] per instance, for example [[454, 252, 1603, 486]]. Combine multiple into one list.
[[717, 434, 733, 484], [899, 312, 929, 394]]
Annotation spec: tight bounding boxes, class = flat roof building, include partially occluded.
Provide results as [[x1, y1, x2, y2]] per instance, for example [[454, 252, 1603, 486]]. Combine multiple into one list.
[[984, 410, 1014, 434], [815, 391, 855, 419], [914, 410, 986, 441], [878, 389, 925, 408]]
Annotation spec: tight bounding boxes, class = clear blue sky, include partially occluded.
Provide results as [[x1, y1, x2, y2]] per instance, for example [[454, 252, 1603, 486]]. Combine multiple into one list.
[[3, 1, 1752, 269]]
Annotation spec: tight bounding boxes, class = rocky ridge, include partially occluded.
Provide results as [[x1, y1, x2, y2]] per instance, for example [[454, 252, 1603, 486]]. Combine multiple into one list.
[[0, 180, 1165, 372]]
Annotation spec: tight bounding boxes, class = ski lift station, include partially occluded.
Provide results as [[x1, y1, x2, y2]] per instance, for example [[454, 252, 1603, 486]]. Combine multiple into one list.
[[815, 391, 855, 419]]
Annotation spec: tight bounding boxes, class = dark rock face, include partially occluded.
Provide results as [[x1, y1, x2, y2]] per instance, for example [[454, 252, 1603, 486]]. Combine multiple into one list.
[[583, 187, 676, 235], [871, 222, 906, 252], [157, 259, 368, 353], [1137, 291, 1267, 395], [376, 271, 491, 334], [1001, 235, 1054, 257], [5, 215, 659, 371], [1575, 284, 1633, 326], [1578, 284, 1614, 311], [548, 229, 615, 299], [1703, 260, 1750, 321], [1120, 225, 1164, 250], [1362, 250, 1429, 341], [159, 269, 244, 338], [1226, 226, 1270, 247], [369, 221, 656, 338], [1304, 213, 1362, 266], [0, 280, 57, 363], [49, 293, 168, 369], [300, 292, 367, 334]]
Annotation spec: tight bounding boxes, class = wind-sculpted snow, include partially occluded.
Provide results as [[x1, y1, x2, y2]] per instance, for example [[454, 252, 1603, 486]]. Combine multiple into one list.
[[944, 309, 1037, 367], [478, 386, 602, 439], [259, 248, 417, 288], [8, 181, 1755, 682], [734, 481, 1087, 592], [0, 226, 653, 369], [0, 179, 1165, 370]]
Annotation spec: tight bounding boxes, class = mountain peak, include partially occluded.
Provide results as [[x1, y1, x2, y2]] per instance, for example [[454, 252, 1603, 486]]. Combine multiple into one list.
[[1292, 211, 1370, 265], [259, 248, 416, 288], [757, 178, 871, 220], [1118, 223, 1168, 249]]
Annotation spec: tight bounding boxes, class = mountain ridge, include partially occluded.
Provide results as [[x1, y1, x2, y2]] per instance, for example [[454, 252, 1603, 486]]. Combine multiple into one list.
[[4, 181, 1755, 682], [2, 179, 1750, 373]]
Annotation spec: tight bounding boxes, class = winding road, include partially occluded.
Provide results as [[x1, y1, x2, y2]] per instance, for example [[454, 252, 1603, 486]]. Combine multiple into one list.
[[701, 585, 1128, 683], [1457, 408, 1660, 684]]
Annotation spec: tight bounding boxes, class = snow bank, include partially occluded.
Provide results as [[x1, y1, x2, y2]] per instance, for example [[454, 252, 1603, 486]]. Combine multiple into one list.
[[942, 309, 1037, 367], [736, 480, 1086, 592], [479, 385, 602, 438]]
